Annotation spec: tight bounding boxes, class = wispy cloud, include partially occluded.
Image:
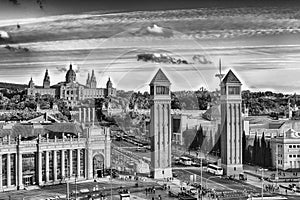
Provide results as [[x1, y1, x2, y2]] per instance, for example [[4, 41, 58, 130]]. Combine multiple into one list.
[[56, 64, 80, 73]]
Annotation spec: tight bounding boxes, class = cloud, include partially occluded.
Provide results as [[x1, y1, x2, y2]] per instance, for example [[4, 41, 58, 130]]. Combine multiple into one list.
[[146, 24, 163, 34], [192, 55, 212, 65], [137, 53, 189, 64], [132, 24, 174, 38], [56, 64, 80, 73], [4, 45, 29, 52], [0, 30, 9, 39]]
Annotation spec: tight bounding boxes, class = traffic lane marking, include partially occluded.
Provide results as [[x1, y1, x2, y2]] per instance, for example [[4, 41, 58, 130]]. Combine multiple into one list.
[[179, 169, 234, 191]]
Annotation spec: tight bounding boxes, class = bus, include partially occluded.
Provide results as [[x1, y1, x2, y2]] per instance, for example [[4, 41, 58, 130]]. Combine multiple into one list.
[[180, 156, 192, 166], [207, 164, 223, 175]]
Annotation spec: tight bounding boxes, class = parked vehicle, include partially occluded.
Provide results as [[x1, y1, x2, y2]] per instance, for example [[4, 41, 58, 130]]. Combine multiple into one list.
[[206, 164, 223, 175]]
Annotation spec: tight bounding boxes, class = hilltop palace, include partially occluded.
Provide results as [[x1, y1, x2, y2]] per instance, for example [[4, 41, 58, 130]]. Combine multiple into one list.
[[27, 64, 116, 106], [0, 65, 115, 191]]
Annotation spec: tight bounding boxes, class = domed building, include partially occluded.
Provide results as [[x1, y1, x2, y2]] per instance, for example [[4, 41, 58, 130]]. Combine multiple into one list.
[[27, 64, 116, 107]]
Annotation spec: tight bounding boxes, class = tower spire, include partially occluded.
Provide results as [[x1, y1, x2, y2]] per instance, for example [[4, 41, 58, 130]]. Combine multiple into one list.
[[43, 69, 50, 88], [215, 58, 225, 82], [86, 72, 90, 87]]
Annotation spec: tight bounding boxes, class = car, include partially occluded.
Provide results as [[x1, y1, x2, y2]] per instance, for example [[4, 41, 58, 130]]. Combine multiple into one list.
[[191, 162, 201, 167], [224, 175, 235, 180], [191, 183, 202, 189], [188, 188, 197, 195], [172, 172, 178, 177]]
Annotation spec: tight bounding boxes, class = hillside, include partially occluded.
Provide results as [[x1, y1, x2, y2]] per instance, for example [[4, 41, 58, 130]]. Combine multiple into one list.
[[0, 82, 27, 90]]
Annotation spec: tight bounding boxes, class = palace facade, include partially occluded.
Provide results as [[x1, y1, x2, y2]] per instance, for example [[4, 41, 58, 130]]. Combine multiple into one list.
[[27, 65, 116, 106], [0, 119, 111, 191]]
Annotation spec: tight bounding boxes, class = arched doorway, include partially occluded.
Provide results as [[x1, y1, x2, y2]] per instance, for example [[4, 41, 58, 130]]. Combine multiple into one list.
[[93, 154, 104, 178]]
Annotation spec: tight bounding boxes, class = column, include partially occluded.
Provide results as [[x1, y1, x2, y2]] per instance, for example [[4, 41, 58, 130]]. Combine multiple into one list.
[[69, 150, 73, 177], [0, 155, 2, 190], [61, 150, 65, 179], [87, 108, 91, 123], [37, 152, 42, 185], [7, 153, 11, 187], [92, 108, 95, 126], [17, 153, 23, 189], [78, 108, 82, 123], [53, 150, 57, 182], [83, 108, 86, 123], [45, 151, 49, 182], [86, 149, 93, 179], [77, 149, 80, 178]]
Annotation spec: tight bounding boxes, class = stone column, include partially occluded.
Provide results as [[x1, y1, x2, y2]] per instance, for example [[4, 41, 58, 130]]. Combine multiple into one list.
[[87, 108, 91, 123], [7, 135, 10, 145], [92, 108, 95, 126], [83, 108, 86, 123], [37, 152, 42, 185], [17, 153, 23, 189], [86, 149, 93, 179], [78, 107, 82, 123], [7, 153, 11, 187], [53, 150, 57, 182], [45, 151, 49, 182], [69, 150, 73, 177], [77, 149, 80, 178], [61, 150, 65, 179], [0, 155, 2, 190]]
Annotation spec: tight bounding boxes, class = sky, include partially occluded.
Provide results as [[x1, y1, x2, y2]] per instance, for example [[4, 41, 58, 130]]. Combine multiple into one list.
[[1, 0, 300, 93], [2, 0, 300, 20]]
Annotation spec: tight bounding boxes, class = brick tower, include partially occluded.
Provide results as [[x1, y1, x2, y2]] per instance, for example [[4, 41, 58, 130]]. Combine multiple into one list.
[[149, 69, 172, 179], [220, 69, 243, 176]]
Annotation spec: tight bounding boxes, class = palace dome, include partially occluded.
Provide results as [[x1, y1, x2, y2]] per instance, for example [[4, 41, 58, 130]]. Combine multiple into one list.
[[66, 64, 76, 83]]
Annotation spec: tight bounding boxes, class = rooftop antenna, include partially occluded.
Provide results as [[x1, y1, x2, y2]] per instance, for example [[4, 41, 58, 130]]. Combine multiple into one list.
[[215, 58, 225, 82]]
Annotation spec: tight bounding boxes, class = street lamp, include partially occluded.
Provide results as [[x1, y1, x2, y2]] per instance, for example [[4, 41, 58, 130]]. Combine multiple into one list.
[[75, 174, 78, 200], [258, 168, 268, 200]]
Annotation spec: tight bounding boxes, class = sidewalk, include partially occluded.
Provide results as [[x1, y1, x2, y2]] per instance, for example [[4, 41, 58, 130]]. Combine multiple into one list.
[[244, 167, 300, 197], [156, 178, 212, 200]]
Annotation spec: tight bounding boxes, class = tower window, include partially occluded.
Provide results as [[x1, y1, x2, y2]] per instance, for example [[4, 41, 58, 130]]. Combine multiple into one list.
[[228, 86, 240, 95], [150, 86, 154, 95], [156, 86, 169, 95]]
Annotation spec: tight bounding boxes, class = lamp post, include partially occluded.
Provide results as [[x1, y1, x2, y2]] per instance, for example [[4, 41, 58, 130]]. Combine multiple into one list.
[[75, 175, 77, 200], [258, 168, 268, 200], [275, 144, 279, 188], [197, 149, 208, 200], [66, 178, 70, 200]]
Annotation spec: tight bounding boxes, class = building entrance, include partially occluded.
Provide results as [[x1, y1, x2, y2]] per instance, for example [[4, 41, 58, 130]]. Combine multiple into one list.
[[93, 154, 104, 178], [23, 175, 33, 186], [96, 169, 103, 178], [22, 153, 36, 185]]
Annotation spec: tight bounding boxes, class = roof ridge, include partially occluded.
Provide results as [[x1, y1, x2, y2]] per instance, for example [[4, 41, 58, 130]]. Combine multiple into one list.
[[221, 69, 241, 84], [150, 69, 170, 84]]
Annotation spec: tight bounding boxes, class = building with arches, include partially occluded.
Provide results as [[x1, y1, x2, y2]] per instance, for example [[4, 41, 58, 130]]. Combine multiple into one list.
[[27, 65, 116, 107], [0, 120, 111, 191]]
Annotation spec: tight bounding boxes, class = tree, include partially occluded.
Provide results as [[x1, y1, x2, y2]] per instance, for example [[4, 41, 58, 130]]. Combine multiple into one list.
[[189, 125, 205, 151], [195, 87, 211, 110], [256, 138, 261, 166], [171, 92, 182, 110], [267, 141, 273, 168], [261, 132, 267, 167], [252, 134, 257, 164]]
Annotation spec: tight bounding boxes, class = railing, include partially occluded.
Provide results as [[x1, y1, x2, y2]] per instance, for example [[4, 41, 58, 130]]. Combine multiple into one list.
[[0, 140, 17, 146]]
